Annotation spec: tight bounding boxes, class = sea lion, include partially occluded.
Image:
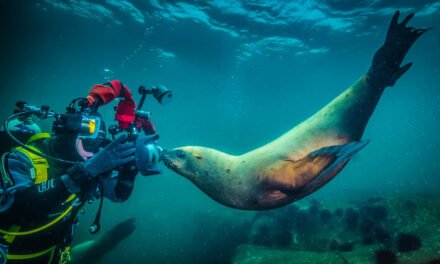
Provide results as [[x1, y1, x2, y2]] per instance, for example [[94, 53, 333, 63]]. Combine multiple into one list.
[[71, 218, 136, 264], [162, 12, 429, 210]]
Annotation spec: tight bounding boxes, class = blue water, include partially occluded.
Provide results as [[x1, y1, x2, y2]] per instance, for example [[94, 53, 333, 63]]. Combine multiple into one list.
[[1, 1, 439, 263]]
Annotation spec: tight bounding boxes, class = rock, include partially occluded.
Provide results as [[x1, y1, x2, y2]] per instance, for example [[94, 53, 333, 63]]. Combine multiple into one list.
[[233, 245, 349, 264], [319, 209, 333, 224], [248, 214, 292, 247], [397, 233, 422, 252], [338, 242, 354, 252], [374, 249, 397, 264], [334, 208, 344, 218], [344, 208, 359, 230], [329, 240, 339, 251], [373, 225, 391, 245], [359, 205, 388, 222], [235, 194, 440, 264], [359, 218, 375, 236]]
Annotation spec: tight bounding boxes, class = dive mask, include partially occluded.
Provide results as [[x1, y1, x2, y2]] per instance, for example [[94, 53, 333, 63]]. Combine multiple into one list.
[[53, 113, 107, 155], [53, 113, 102, 139]]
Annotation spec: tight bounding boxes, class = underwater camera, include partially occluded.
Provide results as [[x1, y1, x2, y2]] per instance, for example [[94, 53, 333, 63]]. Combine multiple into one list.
[[108, 85, 172, 138], [110, 85, 173, 176], [3, 84, 172, 175]]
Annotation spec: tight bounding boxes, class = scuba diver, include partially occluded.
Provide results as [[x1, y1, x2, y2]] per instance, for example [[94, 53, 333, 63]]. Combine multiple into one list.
[[0, 80, 170, 263]]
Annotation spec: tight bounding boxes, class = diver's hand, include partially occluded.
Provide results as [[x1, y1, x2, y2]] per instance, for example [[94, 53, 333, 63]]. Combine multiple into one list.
[[367, 11, 430, 88], [66, 134, 135, 190], [82, 134, 135, 177]]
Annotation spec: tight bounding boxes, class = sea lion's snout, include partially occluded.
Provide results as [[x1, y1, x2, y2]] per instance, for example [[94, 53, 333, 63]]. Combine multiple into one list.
[[161, 147, 205, 181], [161, 148, 187, 170], [161, 150, 176, 169]]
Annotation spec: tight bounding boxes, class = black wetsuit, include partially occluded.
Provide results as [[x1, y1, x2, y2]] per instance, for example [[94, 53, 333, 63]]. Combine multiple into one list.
[[0, 138, 136, 264]]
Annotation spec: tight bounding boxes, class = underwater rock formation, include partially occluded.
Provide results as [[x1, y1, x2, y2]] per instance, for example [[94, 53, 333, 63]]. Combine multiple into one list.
[[344, 207, 359, 230], [235, 193, 440, 264], [397, 233, 422, 252], [374, 249, 398, 264], [334, 208, 344, 218], [186, 211, 251, 264], [248, 215, 292, 247], [319, 209, 333, 224]]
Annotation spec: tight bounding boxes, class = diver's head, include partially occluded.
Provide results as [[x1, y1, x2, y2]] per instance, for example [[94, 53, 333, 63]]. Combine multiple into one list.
[[7, 117, 41, 135], [49, 113, 107, 162], [76, 116, 107, 160], [0, 117, 42, 151]]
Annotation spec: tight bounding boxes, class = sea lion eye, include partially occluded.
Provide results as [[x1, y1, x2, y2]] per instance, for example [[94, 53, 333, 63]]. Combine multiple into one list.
[[193, 154, 203, 160], [176, 150, 186, 158]]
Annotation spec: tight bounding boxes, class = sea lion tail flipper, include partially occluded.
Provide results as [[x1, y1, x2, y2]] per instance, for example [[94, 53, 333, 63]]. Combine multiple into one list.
[[367, 11, 430, 88]]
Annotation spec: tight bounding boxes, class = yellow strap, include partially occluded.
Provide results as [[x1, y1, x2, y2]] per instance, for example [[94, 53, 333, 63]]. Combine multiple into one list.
[[0, 204, 74, 236], [15, 145, 49, 184], [2, 225, 20, 244], [7, 245, 56, 261], [60, 246, 72, 264], [25, 132, 51, 145], [64, 194, 77, 204], [0, 206, 73, 236], [2, 133, 50, 186]]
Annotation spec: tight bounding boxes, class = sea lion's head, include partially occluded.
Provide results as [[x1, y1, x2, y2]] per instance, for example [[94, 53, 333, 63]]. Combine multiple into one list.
[[162, 147, 198, 179], [162, 146, 224, 180], [162, 146, 243, 207]]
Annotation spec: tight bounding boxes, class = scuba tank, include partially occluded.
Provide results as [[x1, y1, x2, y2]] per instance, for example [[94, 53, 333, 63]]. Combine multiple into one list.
[[0, 117, 41, 155]]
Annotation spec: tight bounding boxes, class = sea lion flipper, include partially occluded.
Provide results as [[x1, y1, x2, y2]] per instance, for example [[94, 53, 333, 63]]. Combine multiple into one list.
[[368, 11, 429, 88], [267, 141, 368, 194], [304, 141, 369, 189], [309, 141, 368, 160]]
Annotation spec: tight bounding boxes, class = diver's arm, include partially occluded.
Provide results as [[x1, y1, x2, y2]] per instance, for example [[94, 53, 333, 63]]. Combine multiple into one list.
[[62, 134, 136, 194], [114, 167, 137, 201], [0, 151, 33, 212], [101, 166, 137, 203], [367, 11, 429, 89], [0, 152, 71, 212]]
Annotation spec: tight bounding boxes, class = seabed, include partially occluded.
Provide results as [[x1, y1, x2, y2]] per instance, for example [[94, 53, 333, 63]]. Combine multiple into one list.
[[233, 194, 440, 264]]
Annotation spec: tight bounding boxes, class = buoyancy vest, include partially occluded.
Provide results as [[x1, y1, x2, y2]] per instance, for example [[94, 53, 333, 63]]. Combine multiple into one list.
[[0, 133, 79, 264]]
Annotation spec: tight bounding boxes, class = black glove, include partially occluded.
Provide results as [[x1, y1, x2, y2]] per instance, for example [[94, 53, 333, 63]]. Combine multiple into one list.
[[67, 134, 136, 190], [367, 11, 430, 88], [114, 164, 138, 201]]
